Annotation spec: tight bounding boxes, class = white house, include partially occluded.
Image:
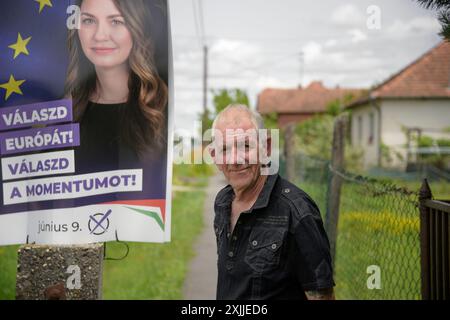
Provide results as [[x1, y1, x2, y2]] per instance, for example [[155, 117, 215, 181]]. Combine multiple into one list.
[[347, 41, 450, 170]]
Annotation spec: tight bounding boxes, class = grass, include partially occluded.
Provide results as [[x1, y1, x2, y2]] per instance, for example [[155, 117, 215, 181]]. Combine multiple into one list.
[[102, 190, 205, 299], [295, 176, 423, 300], [0, 245, 19, 300], [0, 163, 212, 300], [173, 162, 214, 188]]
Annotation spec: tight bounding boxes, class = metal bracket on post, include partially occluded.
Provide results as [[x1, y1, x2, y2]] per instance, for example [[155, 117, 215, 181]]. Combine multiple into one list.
[[25, 235, 35, 245], [103, 230, 130, 261]]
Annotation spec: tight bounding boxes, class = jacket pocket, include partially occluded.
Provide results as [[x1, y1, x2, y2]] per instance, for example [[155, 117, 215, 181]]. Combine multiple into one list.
[[244, 228, 285, 273]]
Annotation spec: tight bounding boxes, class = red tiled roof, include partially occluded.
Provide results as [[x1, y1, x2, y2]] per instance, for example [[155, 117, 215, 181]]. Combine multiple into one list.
[[373, 41, 450, 98], [257, 81, 364, 114], [348, 41, 450, 108]]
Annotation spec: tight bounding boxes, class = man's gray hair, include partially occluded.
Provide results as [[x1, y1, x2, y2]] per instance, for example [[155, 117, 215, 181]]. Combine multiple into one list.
[[212, 104, 265, 131]]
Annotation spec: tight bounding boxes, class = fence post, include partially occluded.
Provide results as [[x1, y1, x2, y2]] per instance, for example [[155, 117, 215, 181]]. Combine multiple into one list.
[[326, 115, 347, 268], [284, 124, 296, 182], [419, 179, 432, 300], [16, 244, 104, 300]]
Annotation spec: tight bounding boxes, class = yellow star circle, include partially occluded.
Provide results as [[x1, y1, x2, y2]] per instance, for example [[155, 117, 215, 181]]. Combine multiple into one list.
[[0, 75, 26, 101], [8, 33, 32, 59]]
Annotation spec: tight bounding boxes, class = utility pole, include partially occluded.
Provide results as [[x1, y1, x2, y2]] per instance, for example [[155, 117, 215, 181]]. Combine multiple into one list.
[[299, 51, 304, 88], [203, 45, 208, 115]]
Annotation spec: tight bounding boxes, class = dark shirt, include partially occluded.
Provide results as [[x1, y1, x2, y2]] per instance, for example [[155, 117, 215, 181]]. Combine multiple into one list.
[[72, 101, 167, 205], [76, 102, 135, 173], [214, 174, 334, 300]]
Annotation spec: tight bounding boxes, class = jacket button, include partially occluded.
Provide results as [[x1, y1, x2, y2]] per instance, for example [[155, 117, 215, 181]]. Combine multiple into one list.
[[228, 251, 234, 257], [284, 188, 290, 193], [252, 240, 258, 247], [271, 243, 277, 250]]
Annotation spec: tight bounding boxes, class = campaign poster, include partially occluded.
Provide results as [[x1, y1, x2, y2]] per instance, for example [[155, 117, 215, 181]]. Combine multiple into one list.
[[0, 0, 173, 245]]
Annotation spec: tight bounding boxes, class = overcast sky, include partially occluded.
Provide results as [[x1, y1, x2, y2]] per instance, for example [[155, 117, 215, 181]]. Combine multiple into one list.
[[169, 0, 442, 133]]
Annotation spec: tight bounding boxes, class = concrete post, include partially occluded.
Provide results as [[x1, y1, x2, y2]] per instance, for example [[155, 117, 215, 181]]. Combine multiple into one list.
[[326, 115, 347, 268], [16, 243, 103, 300]]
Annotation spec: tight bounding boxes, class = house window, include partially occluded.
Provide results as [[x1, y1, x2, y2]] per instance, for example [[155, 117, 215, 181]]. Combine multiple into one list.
[[357, 115, 363, 145], [369, 112, 374, 145]]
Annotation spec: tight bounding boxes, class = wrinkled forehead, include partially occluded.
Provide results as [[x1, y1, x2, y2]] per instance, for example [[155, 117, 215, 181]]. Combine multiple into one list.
[[215, 111, 256, 132], [214, 115, 258, 142]]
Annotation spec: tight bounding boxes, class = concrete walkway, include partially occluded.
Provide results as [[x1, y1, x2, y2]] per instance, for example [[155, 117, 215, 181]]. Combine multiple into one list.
[[183, 173, 227, 300]]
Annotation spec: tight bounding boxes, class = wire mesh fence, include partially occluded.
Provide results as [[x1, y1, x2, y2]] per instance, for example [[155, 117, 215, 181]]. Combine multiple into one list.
[[281, 151, 421, 300]]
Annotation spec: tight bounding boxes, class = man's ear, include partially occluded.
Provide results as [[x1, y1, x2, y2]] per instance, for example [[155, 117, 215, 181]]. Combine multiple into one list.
[[208, 145, 222, 171], [209, 145, 215, 159]]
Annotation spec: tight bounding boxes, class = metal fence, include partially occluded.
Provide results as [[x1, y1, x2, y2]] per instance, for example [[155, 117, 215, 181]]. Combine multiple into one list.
[[419, 181, 450, 300], [281, 152, 422, 299]]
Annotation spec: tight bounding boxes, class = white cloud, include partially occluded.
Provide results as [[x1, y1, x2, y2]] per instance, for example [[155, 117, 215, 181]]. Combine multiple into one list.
[[348, 29, 368, 43], [254, 75, 287, 89], [386, 17, 441, 38], [324, 39, 338, 48], [302, 41, 322, 63], [331, 4, 366, 28], [208, 39, 264, 75]]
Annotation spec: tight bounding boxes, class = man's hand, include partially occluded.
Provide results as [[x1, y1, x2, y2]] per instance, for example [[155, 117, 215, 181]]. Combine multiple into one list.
[[305, 288, 335, 300]]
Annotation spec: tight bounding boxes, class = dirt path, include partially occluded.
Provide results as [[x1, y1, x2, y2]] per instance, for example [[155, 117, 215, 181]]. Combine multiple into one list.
[[182, 173, 227, 300]]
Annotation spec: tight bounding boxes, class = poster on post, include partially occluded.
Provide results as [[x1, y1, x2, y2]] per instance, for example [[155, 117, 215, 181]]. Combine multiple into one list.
[[0, 0, 173, 245]]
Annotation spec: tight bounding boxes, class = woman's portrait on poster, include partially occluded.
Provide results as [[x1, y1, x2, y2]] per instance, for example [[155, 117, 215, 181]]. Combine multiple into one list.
[[65, 0, 169, 202]]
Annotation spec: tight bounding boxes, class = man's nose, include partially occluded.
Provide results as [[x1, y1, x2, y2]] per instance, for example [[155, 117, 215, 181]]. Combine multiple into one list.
[[227, 144, 247, 164]]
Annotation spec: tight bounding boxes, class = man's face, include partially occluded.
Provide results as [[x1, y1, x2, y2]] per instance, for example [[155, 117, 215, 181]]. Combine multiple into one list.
[[212, 114, 263, 192]]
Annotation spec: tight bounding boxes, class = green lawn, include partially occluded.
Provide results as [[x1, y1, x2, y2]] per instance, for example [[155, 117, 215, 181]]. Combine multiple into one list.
[[334, 183, 421, 300], [102, 190, 205, 299], [296, 177, 423, 300], [0, 245, 19, 299]]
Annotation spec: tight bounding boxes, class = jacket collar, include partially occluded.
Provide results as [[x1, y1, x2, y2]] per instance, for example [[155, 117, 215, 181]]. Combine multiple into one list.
[[216, 174, 279, 211]]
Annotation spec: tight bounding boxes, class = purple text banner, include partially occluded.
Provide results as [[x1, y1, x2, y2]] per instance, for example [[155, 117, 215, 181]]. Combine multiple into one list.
[[0, 99, 72, 131], [0, 124, 80, 156]]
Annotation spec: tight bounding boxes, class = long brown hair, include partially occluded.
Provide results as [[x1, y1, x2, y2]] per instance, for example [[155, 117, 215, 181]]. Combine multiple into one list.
[[65, 0, 168, 158]]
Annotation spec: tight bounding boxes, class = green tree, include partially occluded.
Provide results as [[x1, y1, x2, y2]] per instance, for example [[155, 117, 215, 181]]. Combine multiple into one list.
[[199, 88, 250, 133], [326, 93, 357, 116], [417, 0, 450, 40]]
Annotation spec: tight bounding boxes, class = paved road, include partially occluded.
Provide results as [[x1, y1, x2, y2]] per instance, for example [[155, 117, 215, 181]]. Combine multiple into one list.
[[183, 173, 227, 300]]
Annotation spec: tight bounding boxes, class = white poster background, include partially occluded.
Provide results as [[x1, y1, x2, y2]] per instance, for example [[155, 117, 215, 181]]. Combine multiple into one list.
[[0, 204, 166, 245]]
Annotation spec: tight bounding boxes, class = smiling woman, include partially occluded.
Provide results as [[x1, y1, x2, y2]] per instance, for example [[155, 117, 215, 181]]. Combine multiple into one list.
[[63, 0, 170, 210], [65, 0, 168, 169]]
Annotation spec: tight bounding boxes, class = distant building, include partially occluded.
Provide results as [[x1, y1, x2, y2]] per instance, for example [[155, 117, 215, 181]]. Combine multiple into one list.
[[346, 41, 450, 170], [257, 81, 364, 128]]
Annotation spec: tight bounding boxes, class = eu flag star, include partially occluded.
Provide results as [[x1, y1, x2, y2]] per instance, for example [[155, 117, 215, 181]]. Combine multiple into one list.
[[35, 0, 53, 14], [0, 75, 26, 101], [8, 33, 32, 59]]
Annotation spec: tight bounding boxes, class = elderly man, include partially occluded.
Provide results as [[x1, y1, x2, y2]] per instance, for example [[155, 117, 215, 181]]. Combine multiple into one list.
[[210, 104, 335, 300]]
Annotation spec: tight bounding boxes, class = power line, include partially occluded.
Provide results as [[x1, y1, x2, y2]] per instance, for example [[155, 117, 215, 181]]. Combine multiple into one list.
[[198, 0, 206, 45], [173, 33, 352, 43], [191, 0, 202, 47]]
